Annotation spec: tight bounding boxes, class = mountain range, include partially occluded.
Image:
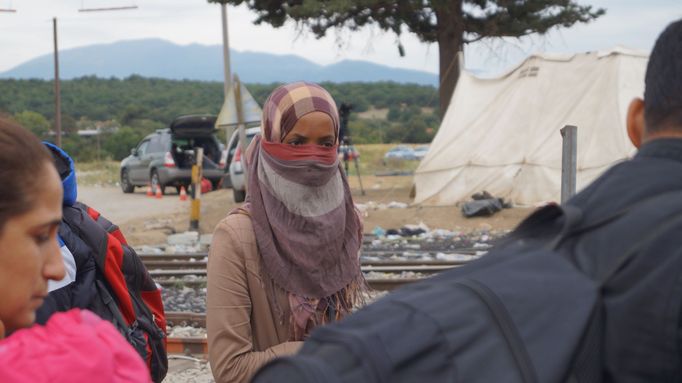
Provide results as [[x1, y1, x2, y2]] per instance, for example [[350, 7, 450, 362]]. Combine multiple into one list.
[[0, 38, 438, 85]]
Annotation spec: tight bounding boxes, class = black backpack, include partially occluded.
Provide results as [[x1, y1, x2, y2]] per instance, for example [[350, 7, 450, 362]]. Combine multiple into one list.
[[57, 203, 168, 382], [253, 192, 682, 383]]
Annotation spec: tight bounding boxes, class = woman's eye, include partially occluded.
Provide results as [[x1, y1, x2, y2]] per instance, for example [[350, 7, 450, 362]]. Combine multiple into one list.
[[34, 233, 50, 244], [35, 226, 58, 245], [322, 142, 334, 148]]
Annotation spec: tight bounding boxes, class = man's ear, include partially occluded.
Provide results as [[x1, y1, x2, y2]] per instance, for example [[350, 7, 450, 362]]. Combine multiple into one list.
[[627, 98, 646, 148]]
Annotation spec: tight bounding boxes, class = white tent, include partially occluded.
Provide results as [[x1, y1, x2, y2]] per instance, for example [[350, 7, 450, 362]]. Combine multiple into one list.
[[414, 48, 648, 206]]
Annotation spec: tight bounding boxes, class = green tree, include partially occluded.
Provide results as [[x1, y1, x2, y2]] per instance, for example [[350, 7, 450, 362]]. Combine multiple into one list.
[[60, 134, 98, 162], [349, 118, 389, 144], [208, 0, 603, 115], [13, 110, 51, 137], [103, 127, 145, 160]]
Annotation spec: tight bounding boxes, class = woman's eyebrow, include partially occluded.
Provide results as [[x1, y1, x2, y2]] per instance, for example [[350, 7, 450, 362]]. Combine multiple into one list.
[[31, 219, 61, 231]]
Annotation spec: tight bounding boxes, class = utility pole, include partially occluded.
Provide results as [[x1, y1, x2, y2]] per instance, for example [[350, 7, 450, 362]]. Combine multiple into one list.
[[220, 3, 231, 98], [53, 17, 62, 147], [64, 3, 137, 149], [220, 2, 233, 147]]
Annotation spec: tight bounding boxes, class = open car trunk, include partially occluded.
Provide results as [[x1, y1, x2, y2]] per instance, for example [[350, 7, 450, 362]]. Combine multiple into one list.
[[170, 115, 217, 137], [171, 136, 221, 169], [169, 115, 221, 169]]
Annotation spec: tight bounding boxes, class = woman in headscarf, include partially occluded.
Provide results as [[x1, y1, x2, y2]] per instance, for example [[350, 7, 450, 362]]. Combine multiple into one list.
[[207, 82, 365, 382]]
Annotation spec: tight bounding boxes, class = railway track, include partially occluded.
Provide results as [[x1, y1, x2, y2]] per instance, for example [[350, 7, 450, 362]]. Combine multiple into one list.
[[150, 261, 470, 290], [138, 247, 484, 263], [158, 243, 492, 353], [156, 276, 425, 291], [144, 259, 471, 269], [144, 246, 486, 290]]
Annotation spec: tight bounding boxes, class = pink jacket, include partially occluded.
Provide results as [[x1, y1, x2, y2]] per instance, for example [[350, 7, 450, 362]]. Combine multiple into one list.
[[0, 309, 151, 383]]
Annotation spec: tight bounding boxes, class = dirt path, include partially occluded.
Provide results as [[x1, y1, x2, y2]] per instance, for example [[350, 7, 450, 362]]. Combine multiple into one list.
[[78, 176, 534, 246], [78, 186, 187, 224]]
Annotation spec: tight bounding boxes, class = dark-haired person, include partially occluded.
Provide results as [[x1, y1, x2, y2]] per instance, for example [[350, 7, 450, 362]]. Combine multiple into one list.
[[35, 142, 168, 383], [0, 118, 151, 383], [252, 19, 682, 383], [207, 82, 366, 382]]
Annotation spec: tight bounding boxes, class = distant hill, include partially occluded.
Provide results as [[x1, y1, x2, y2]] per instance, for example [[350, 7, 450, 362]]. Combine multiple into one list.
[[0, 38, 438, 85]]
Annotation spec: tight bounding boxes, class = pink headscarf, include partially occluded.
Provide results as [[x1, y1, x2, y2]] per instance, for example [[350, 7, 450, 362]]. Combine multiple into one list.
[[237, 82, 365, 339]]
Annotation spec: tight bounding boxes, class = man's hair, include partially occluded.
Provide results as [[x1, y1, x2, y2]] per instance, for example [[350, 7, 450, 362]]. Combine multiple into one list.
[[0, 118, 53, 231], [645, 19, 682, 133]]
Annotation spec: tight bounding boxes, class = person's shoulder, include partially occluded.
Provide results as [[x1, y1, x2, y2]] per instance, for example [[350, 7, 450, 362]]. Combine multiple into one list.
[[214, 212, 257, 249]]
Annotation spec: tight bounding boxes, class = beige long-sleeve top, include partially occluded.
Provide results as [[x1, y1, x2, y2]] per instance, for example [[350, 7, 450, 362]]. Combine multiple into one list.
[[207, 213, 303, 383]]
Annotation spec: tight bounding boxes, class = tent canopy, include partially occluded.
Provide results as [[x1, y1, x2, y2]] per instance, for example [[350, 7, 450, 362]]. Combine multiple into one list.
[[414, 47, 648, 206]]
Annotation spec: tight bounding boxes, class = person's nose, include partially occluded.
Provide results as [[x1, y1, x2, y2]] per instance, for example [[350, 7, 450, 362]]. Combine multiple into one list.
[[43, 238, 65, 282]]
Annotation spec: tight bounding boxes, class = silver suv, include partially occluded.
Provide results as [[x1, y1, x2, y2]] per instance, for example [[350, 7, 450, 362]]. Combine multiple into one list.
[[120, 115, 225, 194]]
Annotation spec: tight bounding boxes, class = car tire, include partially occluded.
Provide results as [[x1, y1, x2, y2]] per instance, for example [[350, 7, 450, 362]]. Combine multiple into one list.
[[151, 170, 165, 195], [222, 174, 232, 189], [233, 188, 246, 203], [120, 169, 134, 194]]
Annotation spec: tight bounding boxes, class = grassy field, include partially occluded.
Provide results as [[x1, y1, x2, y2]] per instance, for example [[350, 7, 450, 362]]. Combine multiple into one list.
[[76, 161, 120, 187], [349, 144, 422, 176], [74, 144, 421, 186]]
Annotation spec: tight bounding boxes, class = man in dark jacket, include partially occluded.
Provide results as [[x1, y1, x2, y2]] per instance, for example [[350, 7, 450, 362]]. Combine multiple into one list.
[[36, 143, 100, 320], [253, 19, 682, 383], [36, 143, 168, 383], [561, 18, 682, 381]]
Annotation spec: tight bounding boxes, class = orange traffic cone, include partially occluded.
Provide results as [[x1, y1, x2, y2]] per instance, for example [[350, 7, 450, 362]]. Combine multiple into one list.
[[179, 186, 188, 201], [146, 184, 153, 197], [155, 186, 163, 199]]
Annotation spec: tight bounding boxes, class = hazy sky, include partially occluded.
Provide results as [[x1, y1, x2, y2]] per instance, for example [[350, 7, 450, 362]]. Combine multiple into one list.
[[0, 0, 679, 75]]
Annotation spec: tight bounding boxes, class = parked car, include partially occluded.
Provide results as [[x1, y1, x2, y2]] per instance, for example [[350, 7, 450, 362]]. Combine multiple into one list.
[[383, 145, 417, 161], [413, 145, 430, 160], [120, 114, 225, 194], [224, 127, 260, 202]]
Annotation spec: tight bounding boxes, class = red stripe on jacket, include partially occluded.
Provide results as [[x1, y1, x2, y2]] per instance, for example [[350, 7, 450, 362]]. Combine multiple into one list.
[[103, 236, 137, 326]]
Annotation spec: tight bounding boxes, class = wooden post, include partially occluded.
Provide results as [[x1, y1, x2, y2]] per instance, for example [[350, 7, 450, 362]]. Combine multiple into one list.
[[560, 125, 578, 203], [234, 75, 248, 187], [190, 148, 204, 231], [353, 153, 365, 196]]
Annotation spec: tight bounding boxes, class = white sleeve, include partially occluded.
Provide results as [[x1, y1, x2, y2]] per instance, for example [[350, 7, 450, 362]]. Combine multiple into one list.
[[47, 244, 77, 292]]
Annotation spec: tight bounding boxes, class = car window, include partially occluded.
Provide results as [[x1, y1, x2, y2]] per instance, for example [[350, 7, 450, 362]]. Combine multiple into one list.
[[229, 132, 257, 157], [137, 140, 150, 155], [148, 135, 166, 153]]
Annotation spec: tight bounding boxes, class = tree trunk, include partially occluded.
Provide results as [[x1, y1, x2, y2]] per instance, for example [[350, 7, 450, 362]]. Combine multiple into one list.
[[435, 0, 464, 117]]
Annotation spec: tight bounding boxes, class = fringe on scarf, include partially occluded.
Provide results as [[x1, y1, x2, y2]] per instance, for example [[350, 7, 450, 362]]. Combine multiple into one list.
[[263, 269, 368, 342]]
